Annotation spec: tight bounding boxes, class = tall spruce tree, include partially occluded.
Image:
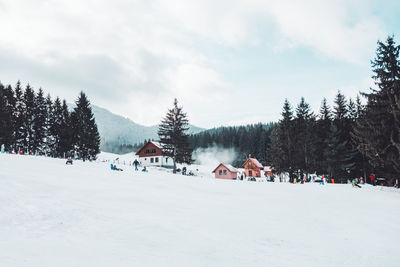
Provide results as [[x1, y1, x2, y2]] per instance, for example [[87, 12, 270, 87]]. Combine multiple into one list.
[[327, 91, 358, 181], [71, 91, 100, 161], [22, 84, 36, 154], [32, 88, 47, 154], [324, 124, 355, 182], [0, 83, 14, 150], [13, 81, 25, 152], [50, 97, 64, 156], [43, 94, 55, 156], [58, 100, 74, 157], [353, 36, 400, 184], [158, 98, 192, 173], [268, 99, 295, 174], [280, 99, 295, 170], [267, 125, 286, 173], [315, 98, 332, 174], [293, 97, 315, 172]]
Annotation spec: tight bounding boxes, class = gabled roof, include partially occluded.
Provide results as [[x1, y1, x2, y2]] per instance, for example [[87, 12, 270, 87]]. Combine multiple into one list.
[[150, 141, 162, 148], [243, 158, 263, 169], [212, 163, 238, 173], [135, 141, 163, 155]]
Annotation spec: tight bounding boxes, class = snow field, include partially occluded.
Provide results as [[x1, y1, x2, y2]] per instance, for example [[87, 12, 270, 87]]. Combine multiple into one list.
[[0, 154, 399, 267]]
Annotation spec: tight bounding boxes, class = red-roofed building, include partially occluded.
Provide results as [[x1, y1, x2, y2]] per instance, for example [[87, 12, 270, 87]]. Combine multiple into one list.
[[212, 163, 238, 179], [135, 141, 173, 167], [243, 158, 264, 177]]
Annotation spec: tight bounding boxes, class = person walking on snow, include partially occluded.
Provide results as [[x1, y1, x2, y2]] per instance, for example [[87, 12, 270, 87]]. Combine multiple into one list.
[[133, 159, 139, 171], [370, 173, 376, 186]]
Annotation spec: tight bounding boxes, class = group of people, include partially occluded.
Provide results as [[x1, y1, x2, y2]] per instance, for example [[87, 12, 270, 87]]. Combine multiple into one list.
[[110, 159, 148, 172]]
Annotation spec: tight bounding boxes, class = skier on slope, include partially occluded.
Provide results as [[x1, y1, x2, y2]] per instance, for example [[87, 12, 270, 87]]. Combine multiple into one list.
[[133, 159, 139, 171]]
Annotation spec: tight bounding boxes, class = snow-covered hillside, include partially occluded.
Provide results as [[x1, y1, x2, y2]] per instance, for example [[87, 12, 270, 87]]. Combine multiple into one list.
[[1, 154, 399, 267]]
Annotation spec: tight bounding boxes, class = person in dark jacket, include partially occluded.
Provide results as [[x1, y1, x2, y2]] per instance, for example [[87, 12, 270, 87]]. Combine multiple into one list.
[[133, 159, 139, 171]]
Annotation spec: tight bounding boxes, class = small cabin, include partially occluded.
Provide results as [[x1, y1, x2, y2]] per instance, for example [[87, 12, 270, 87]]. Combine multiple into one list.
[[135, 141, 173, 167], [212, 163, 238, 180], [243, 158, 263, 177]]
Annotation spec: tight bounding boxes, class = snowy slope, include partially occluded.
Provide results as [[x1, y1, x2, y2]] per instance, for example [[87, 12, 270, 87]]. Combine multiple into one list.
[[1, 154, 399, 267]]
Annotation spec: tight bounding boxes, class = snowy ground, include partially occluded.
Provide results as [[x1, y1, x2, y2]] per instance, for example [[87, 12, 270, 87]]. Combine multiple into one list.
[[1, 154, 399, 267]]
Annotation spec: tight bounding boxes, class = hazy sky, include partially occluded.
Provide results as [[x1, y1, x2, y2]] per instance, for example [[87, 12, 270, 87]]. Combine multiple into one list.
[[0, 0, 399, 128]]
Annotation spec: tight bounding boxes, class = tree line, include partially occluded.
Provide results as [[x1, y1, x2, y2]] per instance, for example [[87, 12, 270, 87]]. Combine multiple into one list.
[[189, 123, 274, 167], [0, 81, 100, 160], [269, 36, 400, 185], [190, 36, 400, 185]]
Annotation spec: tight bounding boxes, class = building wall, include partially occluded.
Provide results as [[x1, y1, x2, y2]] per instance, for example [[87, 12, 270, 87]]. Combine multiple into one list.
[[214, 166, 237, 179], [245, 169, 261, 177], [140, 155, 173, 167]]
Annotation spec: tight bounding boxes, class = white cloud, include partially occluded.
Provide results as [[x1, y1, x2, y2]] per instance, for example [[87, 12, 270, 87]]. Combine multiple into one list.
[[0, 0, 389, 127], [267, 0, 385, 64]]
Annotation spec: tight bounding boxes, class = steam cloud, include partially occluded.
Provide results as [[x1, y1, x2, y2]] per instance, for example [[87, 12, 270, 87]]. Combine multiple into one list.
[[192, 146, 237, 169]]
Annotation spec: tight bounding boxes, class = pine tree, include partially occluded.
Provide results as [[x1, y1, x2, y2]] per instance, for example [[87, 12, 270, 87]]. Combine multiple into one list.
[[0, 83, 14, 150], [32, 88, 47, 154], [158, 98, 192, 173], [293, 97, 315, 172], [280, 99, 295, 170], [58, 100, 73, 157], [348, 98, 357, 120], [71, 91, 100, 161], [328, 91, 356, 181], [267, 125, 286, 173], [13, 81, 25, 152], [324, 124, 356, 182], [353, 36, 400, 184], [43, 94, 55, 156], [333, 91, 348, 122], [22, 84, 35, 154], [267, 99, 295, 174], [315, 98, 332, 174], [50, 97, 64, 156]]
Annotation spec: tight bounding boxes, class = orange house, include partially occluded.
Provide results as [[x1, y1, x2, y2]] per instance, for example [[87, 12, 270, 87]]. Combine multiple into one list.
[[212, 163, 238, 179], [243, 158, 264, 177]]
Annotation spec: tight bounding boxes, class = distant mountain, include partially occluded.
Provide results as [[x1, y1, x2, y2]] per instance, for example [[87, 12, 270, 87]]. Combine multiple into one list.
[[83, 105, 205, 151]]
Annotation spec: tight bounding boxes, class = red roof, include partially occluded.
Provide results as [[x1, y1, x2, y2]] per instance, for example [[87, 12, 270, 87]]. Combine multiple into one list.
[[135, 141, 163, 156], [243, 158, 264, 169], [212, 163, 238, 173]]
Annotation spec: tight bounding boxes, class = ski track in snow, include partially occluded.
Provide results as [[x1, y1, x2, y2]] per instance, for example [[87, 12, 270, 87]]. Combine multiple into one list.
[[0, 154, 399, 267]]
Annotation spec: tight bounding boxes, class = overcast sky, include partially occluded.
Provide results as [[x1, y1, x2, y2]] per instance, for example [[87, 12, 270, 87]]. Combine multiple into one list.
[[0, 0, 399, 128]]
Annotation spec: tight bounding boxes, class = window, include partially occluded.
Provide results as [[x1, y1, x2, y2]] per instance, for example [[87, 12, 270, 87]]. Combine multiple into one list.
[[219, 170, 222, 175], [223, 170, 227, 175], [151, 149, 156, 153], [166, 158, 168, 163], [155, 157, 159, 163], [150, 158, 154, 163]]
